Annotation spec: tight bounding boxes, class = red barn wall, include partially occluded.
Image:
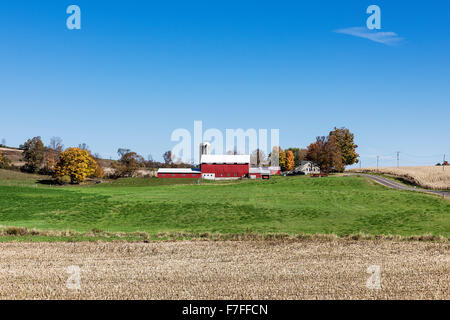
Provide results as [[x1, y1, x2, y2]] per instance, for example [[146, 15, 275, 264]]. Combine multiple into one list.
[[201, 164, 249, 178], [158, 173, 201, 178]]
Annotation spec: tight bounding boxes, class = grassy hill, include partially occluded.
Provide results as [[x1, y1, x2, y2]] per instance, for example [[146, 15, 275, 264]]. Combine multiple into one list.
[[0, 169, 449, 240]]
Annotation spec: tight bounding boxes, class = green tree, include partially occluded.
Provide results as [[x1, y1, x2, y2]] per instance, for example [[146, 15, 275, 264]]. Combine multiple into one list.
[[21, 136, 46, 173], [329, 127, 359, 166]]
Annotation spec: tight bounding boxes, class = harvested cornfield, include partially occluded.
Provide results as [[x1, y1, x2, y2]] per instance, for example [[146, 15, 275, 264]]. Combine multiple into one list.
[[0, 240, 448, 300], [348, 166, 450, 190]]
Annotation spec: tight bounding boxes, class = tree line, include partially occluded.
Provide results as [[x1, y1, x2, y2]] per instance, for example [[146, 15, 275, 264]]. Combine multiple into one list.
[[262, 127, 359, 173], [305, 127, 359, 172], [0, 127, 358, 181], [0, 136, 192, 184], [232, 127, 359, 173]]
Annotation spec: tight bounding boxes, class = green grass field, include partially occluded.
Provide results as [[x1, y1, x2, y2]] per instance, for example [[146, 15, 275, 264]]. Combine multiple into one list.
[[0, 169, 449, 239]]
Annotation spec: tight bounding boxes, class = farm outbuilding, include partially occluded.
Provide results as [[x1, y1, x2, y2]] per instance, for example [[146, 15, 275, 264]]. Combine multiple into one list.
[[249, 167, 271, 179]]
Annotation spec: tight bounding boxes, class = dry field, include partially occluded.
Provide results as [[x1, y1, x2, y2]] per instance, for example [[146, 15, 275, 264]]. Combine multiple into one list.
[[0, 240, 448, 300], [0, 147, 24, 167], [348, 166, 450, 190]]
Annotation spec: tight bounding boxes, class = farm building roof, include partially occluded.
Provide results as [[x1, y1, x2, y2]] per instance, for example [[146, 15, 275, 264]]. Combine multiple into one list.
[[249, 167, 271, 174], [201, 154, 250, 164], [157, 168, 201, 174]]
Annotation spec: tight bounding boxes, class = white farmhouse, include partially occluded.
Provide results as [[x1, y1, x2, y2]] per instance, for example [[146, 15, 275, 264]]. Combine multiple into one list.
[[295, 161, 320, 175]]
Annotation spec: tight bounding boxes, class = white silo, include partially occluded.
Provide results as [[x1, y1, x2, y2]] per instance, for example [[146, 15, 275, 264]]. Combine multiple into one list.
[[199, 142, 211, 163]]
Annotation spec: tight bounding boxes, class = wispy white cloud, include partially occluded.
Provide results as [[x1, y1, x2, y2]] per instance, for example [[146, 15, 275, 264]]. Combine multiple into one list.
[[334, 27, 403, 45]]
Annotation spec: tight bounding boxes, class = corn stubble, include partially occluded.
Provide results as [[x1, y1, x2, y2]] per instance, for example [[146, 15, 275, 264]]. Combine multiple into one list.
[[348, 166, 450, 190], [0, 240, 448, 300]]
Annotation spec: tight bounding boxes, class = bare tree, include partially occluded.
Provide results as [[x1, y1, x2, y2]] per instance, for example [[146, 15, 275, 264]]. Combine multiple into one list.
[[117, 148, 131, 159], [78, 143, 90, 152], [250, 149, 266, 166], [49, 137, 64, 152], [145, 154, 155, 169], [163, 151, 173, 167]]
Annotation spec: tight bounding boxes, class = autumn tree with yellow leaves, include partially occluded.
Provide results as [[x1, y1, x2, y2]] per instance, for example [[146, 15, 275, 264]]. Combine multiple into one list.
[[278, 147, 287, 172], [54, 147, 98, 184], [285, 150, 295, 171]]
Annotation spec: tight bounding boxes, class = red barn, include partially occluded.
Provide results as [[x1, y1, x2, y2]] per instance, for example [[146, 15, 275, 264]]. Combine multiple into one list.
[[157, 168, 201, 178], [201, 154, 250, 180]]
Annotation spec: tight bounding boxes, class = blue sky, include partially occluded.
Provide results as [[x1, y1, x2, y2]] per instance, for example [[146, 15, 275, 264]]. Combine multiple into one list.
[[0, 1, 449, 166]]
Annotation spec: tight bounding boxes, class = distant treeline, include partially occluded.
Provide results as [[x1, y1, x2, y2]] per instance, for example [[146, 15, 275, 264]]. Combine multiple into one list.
[[0, 136, 195, 183], [0, 126, 359, 181]]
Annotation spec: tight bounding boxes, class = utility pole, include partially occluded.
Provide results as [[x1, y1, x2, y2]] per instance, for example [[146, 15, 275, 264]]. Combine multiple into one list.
[[377, 156, 379, 171], [359, 159, 362, 169], [396, 151, 400, 168], [444, 154, 446, 171]]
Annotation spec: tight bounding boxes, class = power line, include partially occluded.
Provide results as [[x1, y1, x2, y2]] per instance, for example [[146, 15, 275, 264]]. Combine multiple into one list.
[[355, 151, 450, 168], [401, 152, 449, 158]]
